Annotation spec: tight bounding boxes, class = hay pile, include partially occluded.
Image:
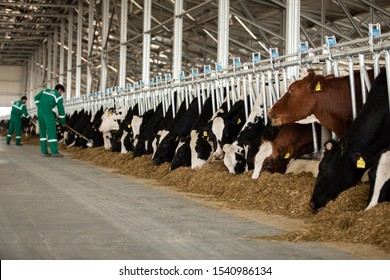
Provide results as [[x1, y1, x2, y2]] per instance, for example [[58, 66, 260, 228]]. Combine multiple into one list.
[[47, 143, 390, 254]]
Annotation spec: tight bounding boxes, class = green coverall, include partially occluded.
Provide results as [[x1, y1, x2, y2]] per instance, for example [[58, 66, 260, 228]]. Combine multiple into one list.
[[6, 100, 31, 145], [34, 88, 66, 155]]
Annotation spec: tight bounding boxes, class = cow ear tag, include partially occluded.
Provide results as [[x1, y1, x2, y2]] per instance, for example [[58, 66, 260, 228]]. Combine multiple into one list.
[[356, 157, 366, 169], [176, 136, 179, 142], [237, 117, 242, 124], [284, 152, 290, 159], [203, 131, 208, 137], [128, 124, 131, 128], [315, 81, 322, 92]]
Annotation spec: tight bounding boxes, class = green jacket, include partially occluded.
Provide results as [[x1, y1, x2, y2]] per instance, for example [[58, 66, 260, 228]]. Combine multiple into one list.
[[34, 88, 66, 125], [11, 100, 30, 119]]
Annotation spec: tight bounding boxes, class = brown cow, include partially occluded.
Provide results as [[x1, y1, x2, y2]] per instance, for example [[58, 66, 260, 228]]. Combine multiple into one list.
[[252, 123, 319, 179], [268, 69, 374, 138]]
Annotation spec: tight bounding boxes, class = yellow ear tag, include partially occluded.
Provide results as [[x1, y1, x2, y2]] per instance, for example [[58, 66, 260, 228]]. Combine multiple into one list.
[[203, 131, 208, 137], [284, 152, 290, 159], [237, 117, 241, 124], [108, 111, 113, 115], [356, 157, 366, 169], [315, 81, 321, 92], [128, 124, 131, 128], [176, 136, 179, 142]]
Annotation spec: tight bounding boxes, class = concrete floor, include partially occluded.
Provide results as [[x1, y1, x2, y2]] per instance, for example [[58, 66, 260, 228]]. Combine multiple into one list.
[[0, 135, 358, 260]]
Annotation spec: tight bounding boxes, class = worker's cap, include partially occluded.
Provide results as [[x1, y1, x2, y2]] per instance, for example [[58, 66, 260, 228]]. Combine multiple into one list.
[[21, 96, 27, 100]]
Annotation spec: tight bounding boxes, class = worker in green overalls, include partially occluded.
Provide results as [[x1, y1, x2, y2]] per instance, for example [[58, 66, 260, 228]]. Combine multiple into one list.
[[34, 84, 66, 157], [6, 95, 31, 145]]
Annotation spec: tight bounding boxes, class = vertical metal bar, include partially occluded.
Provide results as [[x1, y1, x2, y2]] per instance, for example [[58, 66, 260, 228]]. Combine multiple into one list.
[[261, 72, 268, 125], [47, 35, 52, 88], [87, 0, 94, 94], [348, 56, 357, 119], [312, 124, 319, 153], [373, 52, 380, 78], [59, 19, 65, 86], [142, 0, 152, 85], [119, 0, 128, 89], [100, 0, 109, 91], [66, 9, 73, 100], [267, 70, 276, 107], [196, 83, 202, 113], [217, 0, 230, 69], [210, 80, 216, 113], [274, 70, 280, 100], [359, 53, 370, 104], [172, 0, 183, 81], [242, 74, 248, 119], [385, 50, 390, 114], [282, 68, 288, 96], [75, 0, 83, 98]]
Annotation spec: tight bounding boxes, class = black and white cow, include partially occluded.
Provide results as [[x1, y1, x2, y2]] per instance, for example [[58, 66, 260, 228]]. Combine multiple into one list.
[[210, 97, 249, 161], [170, 96, 215, 171], [64, 109, 91, 148], [99, 107, 127, 150], [151, 104, 174, 157], [118, 105, 139, 153], [153, 97, 200, 165], [311, 70, 390, 211], [190, 101, 229, 170], [81, 106, 105, 148], [133, 102, 165, 158], [223, 96, 266, 174], [365, 146, 390, 210]]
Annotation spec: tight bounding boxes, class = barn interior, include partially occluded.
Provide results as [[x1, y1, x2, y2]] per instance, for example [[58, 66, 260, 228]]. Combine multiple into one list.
[[0, 0, 389, 267]]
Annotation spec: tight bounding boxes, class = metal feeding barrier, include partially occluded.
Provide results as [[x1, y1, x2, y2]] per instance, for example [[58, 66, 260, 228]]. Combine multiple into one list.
[[27, 25, 390, 154]]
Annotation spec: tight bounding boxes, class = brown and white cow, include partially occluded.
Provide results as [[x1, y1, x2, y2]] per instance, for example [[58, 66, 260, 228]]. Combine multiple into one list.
[[252, 123, 318, 179], [268, 69, 374, 138]]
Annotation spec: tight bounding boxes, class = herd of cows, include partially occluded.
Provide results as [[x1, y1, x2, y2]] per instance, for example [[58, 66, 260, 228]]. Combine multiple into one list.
[[1, 68, 389, 213]]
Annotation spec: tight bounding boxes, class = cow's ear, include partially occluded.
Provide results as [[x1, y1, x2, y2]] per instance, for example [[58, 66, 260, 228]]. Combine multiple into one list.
[[311, 76, 325, 93], [350, 153, 367, 169], [284, 146, 294, 159], [324, 141, 334, 151], [324, 140, 339, 153]]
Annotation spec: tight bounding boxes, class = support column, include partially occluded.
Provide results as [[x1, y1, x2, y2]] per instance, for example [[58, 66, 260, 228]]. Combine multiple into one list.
[[53, 27, 58, 86], [119, 0, 128, 89], [28, 60, 34, 107], [217, 0, 229, 69], [38, 46, 43, 87], [47, 35, 52, 88], [100, 0, 109, 91], [75, 0, 83, 98], [285, 0, 300, 80], [66, 9, 74, 100], [142, 0, 152, 85], [172, 0, 183, 81], [59, 18, 65, 86], [87, 0, 95, 94]]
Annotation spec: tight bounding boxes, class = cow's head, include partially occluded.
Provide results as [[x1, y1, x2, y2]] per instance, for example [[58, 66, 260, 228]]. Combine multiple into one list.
[[153, 132, 180, 165], [310, 140, 367, 212], [223, 142, 246, 174], [63, 130, 76, 148], [99, 107, 126, 133], [170, 137, 191, 172], [190, 129, 213, 170], [269, 70, 326, 126]]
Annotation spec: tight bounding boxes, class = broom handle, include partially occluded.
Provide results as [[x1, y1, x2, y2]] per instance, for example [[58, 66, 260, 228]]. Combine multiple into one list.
[[64, 125, 91, 142]]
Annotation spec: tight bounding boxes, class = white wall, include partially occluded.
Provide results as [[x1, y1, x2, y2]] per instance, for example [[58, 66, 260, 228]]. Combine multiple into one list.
[[0, 65, 26, 107]]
